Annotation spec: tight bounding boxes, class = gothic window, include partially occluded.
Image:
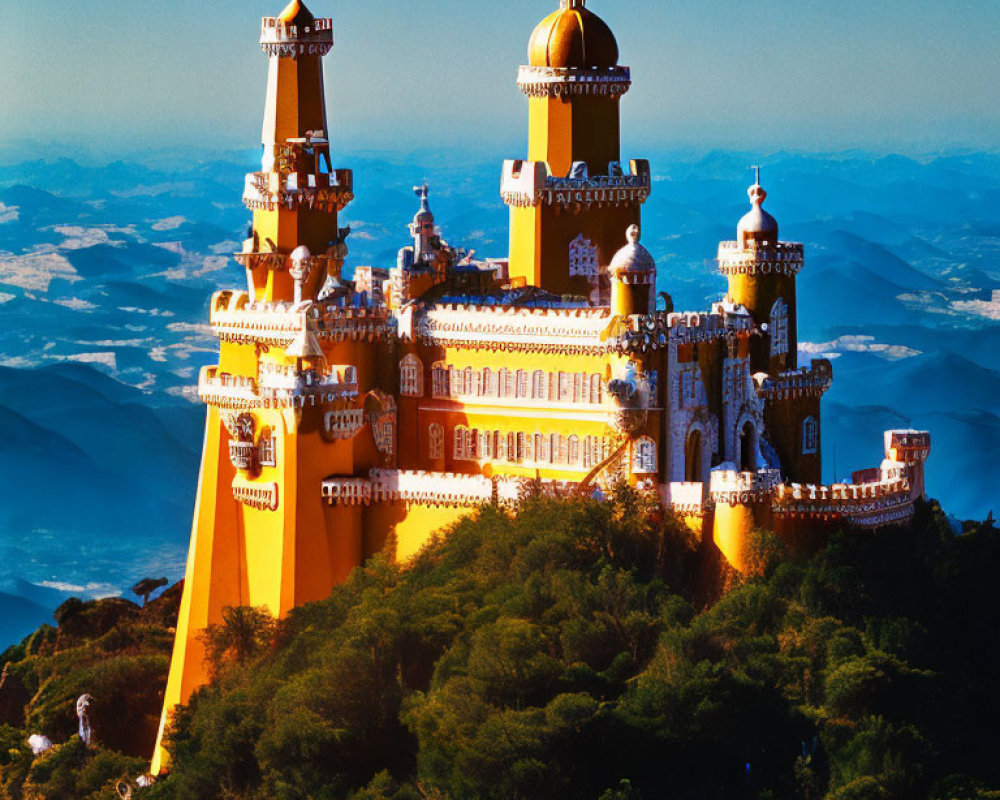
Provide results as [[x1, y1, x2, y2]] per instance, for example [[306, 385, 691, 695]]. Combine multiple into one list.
[[400, 354, 423, 397], [685, 429, 702, 483], [429, 424, 444, 460], [432, 363, 449, 398], [590, 374, 603, 405], [568, 234, 599, 278], [454, 426, 471, 461], [802, 416, 819, 455], [463, 367, 474, 396], [633, 437, 657, 474], [770, 298, 789, 358], [568, 435, 581, 465]]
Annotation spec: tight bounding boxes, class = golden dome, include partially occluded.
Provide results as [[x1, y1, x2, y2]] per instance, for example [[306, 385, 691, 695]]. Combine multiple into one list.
[[277, 0, 315, 26], [528, 0, 619, 69]]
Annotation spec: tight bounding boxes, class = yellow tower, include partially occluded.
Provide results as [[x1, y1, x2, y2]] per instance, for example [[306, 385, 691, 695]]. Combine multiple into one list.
[[502, 0, 651, 299], [151, 0, 383, 773]]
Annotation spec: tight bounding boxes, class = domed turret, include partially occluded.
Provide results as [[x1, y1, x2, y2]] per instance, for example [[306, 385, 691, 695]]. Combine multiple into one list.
[[610, 225, 656, 316], [528, 0, 619, 69], [737, 169, 779, 245], [277, 0, 315, 26]]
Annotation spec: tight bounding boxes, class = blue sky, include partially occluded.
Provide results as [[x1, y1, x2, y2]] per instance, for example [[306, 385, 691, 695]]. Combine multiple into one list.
[[3, 0, 999, 158]]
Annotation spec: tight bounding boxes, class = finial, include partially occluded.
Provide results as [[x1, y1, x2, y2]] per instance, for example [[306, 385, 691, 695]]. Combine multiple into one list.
[[414, 183, 431, 214], [748, 165, 767, 207], [560, 0, 586, 9], [626, 224, 640, 245]]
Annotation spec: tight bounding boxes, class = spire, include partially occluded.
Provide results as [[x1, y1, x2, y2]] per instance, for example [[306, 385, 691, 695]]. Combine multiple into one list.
[[414, 184, 432, 219]]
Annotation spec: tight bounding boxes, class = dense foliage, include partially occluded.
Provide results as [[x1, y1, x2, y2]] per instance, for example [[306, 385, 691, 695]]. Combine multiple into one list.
[[141, 491, 1000, 800], [0, 586, 179, 800]]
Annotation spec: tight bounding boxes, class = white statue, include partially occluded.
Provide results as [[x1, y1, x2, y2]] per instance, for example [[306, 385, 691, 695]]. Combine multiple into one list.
[[76, 694, 94, 746], [28, 734, 52, 756]]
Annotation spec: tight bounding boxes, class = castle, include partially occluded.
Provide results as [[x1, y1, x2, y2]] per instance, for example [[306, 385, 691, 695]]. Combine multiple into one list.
[[152, 0, 931, 772]]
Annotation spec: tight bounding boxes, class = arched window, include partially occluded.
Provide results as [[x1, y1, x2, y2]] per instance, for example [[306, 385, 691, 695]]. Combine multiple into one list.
[[568, 435, 581, 465], [573, 373, 585, 404], [483, 368, 496, 397], [590, 374, 603, 405], [535, 433, 549, 463], [449, 366, 459, 398], [454, 426, 471, 461], [479, 430, 493, 459], [429, 424, 444, 460], [517, 370, 529, 399], [685, 429, 703, 483], [530, 370, 544, 400], [399, 354, 423, 397], [802, 416, 819, 455], [633, 437, 657, 474], [770, 298, 789, 358], [496, 431, 507, 461], [463, 367, 474, 396], [516, 432, 527, 463], [431, 362, 449, 398], [569, 234, 599, 278], [556, 435, 569, 464], [558, 373, 573, 402]]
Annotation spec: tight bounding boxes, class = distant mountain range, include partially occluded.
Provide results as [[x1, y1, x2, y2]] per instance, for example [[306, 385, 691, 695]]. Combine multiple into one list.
[[0, 147, 997, 646]]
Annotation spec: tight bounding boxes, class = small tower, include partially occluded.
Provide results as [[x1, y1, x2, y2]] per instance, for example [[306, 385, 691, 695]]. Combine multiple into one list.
[[502, 0, 651, 297], [409, 184, 436, 265], [609, 225, 656, 317], [718, 170, 804, 374]]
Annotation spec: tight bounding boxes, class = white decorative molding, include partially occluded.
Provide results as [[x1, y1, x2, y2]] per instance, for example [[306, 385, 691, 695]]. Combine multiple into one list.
[[516, 65, 632, 98], [717, 241, 804, 277], [233, 475, 279, 511], [501, 159, 650, 210]]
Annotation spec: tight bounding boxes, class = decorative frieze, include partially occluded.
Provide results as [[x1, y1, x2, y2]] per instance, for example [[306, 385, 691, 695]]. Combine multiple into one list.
[[756, 360, 834, 401], [242, 170, 353, 213], [717, 241, 804, 277], [516, 65, 632, 98], [260, 16, 334, 58], [501, 159, 650, 210]]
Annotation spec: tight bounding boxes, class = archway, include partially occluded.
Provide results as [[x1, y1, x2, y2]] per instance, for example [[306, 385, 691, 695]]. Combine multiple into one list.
[[740, 422, 756, 471], [685, 430, 702, 483]]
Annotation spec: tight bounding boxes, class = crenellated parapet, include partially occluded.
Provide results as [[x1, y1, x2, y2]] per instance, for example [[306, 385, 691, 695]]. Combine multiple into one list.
[[773, 477, 916, 527], [717, 241, 804, 277], [197, 365, 358, 411], [242, 169, 354, 213], [501, 159, 651, 210], [516, 65, 631, 98], [260, 15, 334, 57], [710, 467, 782, 506], [755, 359, 834, 401], [209, 293, 393, 346]]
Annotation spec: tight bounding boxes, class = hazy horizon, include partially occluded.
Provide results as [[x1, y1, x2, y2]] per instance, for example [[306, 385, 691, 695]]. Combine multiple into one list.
[[3, 0, 999, 159]]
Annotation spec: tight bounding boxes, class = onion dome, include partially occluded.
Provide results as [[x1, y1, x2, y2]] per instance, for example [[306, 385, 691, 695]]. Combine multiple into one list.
[[610, 225, 655, 276], [277, 0, 315, 26], [528, 0, 619, 69], [737, 170, 778, 242]]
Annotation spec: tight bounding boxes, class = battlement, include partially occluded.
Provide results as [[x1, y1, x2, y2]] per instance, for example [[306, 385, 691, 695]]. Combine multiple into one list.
[[198, 364, 358, 411], [209, 292, 393, 346], [516, 65, 632, 98], [755, 359, 834, 400], [664, 482, 710, 515], [260, 16, 334, 57], [501, 159, 651, 209], [710, 467, 782, 505], [242, 170, 353, 213], [717, 240, 804, 277], [885, 430, 931, 463]]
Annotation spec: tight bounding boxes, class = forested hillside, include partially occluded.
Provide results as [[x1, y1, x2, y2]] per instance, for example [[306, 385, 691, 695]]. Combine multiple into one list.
[[2, 492, 999, 800]]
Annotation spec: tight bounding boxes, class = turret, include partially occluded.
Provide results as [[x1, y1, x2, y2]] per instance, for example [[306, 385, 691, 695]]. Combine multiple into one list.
[[503, 0, 650, 299], [718, 170, 804, 374], [238, 0, 354, 304], [610, 225, 656, 316]]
